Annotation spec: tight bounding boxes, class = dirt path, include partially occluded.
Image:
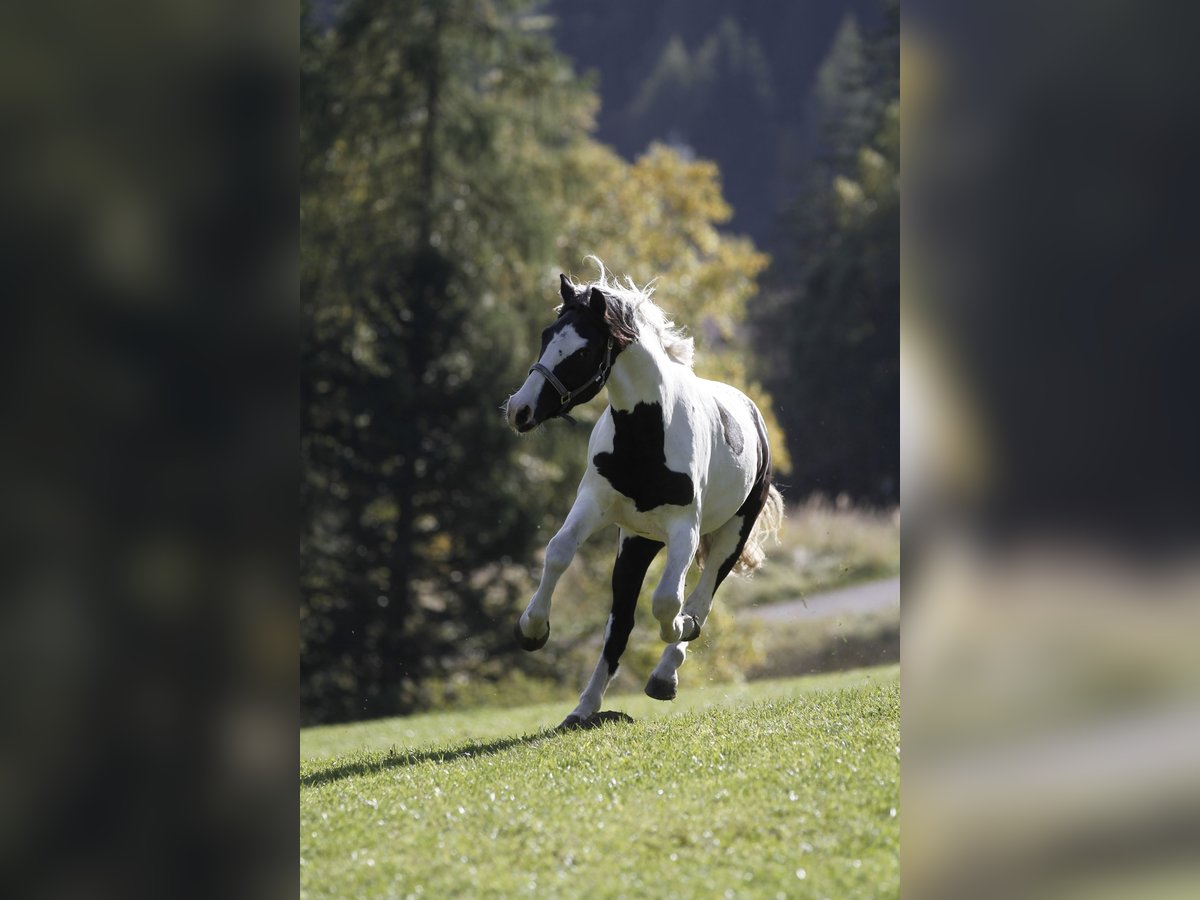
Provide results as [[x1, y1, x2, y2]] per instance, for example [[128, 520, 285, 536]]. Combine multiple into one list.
[[744, 576, 900, 622]]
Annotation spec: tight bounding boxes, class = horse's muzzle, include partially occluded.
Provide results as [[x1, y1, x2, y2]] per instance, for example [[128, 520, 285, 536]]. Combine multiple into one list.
[[506, 398, 538, 433]]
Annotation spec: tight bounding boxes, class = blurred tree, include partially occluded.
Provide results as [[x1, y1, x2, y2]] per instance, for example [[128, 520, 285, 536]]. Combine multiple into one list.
[[546, 0, 884, 242], [301, 0, 777, 723], [302, 0, 597, 722], [753, 1, 898, 503], [809, 14, 873, 170]]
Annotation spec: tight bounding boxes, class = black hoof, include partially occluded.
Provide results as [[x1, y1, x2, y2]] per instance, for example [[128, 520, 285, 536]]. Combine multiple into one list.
[[514, 620, 549, 651], [680, 615, 702, 642], [644, 674, 677, 701], [558, 710, 634, 731]]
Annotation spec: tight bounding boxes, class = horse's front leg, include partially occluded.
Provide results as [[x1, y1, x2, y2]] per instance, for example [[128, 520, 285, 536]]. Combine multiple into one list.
[[515, 492, 608, 651], [650, 519, 701, 643]]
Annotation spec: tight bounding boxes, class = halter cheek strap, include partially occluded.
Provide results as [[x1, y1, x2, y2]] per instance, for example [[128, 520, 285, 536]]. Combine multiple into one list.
[[528, 337, 615, 424]]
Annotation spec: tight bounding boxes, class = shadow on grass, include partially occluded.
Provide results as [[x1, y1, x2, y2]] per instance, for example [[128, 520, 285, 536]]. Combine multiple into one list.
[[300, 712, 634, 789], [300, 732, 556, 788]]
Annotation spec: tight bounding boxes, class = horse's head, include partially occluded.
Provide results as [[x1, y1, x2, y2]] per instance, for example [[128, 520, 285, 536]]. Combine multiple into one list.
[[505, 274, 616, 432]]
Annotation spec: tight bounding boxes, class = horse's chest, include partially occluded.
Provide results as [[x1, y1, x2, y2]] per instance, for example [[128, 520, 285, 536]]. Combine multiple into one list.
[[592, 402, 694, 513]]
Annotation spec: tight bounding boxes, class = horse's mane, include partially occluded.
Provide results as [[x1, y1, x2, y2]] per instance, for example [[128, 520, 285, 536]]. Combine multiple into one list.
[[562, 256, 695, 369]]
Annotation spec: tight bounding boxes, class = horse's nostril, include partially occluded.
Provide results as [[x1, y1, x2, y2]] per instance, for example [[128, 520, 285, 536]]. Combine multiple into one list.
[[516, 407, 532, 427]]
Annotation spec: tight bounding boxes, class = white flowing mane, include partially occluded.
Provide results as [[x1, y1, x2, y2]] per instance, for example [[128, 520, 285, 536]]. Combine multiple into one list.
[[562, 257, 695, 368]]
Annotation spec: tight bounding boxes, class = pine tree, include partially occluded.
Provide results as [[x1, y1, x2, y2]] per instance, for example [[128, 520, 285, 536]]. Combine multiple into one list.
[[754, 6, 898, 504], [301, 0, 595, 722]]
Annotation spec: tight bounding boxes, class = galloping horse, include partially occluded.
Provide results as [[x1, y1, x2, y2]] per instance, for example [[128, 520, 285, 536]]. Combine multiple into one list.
[[505, 260, 783, 728]]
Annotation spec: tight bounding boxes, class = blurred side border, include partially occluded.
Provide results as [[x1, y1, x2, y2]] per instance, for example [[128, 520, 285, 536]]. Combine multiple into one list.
[[904, 2, 1200, 897], [0, 1, 297, 898]]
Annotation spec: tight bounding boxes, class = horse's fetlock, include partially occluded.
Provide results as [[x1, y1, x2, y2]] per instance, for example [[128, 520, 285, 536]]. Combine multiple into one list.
[[522, 610, 548, 635], [651, 590, 681, 622]]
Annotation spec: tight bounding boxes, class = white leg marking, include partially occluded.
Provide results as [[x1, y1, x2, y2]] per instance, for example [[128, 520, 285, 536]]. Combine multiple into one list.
[[646, 641, 687, 700], [651, 522, 700, 643], [568, 616, 613, 721], [519, 494, 607, 640], [682, 515, 745, 631], [647, 518, 744, 698]]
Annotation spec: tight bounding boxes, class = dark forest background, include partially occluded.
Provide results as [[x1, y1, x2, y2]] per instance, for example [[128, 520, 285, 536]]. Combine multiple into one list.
[[302, 0, 897, 724]]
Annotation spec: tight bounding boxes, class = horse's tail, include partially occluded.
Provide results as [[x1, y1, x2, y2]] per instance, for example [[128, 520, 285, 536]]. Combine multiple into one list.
[[695, 482, 784, 576], [733, 483, 783, 576]]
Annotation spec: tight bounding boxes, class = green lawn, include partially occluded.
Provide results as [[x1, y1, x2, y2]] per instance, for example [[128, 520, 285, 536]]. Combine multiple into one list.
[[301, 666, 899, 898]]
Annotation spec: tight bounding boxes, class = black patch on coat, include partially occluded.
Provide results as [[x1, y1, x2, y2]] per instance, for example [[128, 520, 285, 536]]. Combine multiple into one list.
[[593, 402, 695, 511], [715, 400, 744, 455], [714, 400, 773, 589], [603, 536, 663, 675]]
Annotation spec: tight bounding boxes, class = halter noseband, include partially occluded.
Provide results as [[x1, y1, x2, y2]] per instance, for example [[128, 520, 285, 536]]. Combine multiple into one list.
[[528, 337, 615, 424]]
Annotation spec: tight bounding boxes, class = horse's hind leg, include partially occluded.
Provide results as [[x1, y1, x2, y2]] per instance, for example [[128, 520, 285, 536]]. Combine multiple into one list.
[[516, 494, 607, 651], [678, 514, 751, 641], [650, 520, 701, 643], [644, 514, 754, 700], [644, 641, 687, 701], [561, 533, 661, 728]]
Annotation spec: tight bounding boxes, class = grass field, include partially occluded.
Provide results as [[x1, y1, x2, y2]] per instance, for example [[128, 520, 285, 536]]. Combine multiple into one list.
[[301, 665, 899, 898]]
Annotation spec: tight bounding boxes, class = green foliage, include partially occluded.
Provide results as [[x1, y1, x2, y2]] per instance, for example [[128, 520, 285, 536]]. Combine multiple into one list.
[[302, 0, 598, 723], [301, 0, 777, 724], [754, 5, 899, 503], [300, 669, 900, 898]]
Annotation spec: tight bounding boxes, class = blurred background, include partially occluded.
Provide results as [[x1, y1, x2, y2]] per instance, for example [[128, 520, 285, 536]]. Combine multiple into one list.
[[5, 0, 1200, 897], [300, 0, 901, 726], [904, 2, 1200, 897]]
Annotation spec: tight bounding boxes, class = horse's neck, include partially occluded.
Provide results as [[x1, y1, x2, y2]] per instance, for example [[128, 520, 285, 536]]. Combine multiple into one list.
[[605, 341, 676, 411]]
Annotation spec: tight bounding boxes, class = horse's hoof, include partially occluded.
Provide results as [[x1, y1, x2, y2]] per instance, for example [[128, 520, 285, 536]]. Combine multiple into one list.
[[559, 713, 585, 730], [514, 620, 549, 651], [680, 614, 702, 642], [644, 674, 678, 701]]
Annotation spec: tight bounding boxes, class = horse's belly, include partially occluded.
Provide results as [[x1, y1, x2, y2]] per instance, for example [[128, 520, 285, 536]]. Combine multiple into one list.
[[607, 466, 753, 540], [609, 502, 678, 543]]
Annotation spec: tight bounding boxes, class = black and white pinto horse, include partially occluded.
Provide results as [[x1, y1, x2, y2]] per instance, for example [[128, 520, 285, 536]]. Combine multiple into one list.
[[505, 261, 783, 728]]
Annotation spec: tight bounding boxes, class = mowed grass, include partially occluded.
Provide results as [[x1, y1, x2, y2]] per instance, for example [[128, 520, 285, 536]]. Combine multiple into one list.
[[301, 666, 899, 898]]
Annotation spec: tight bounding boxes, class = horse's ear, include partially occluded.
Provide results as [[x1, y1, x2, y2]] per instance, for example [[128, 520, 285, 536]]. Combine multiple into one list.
[[559, 273, 574, 303], [589, 286, 607, 316]]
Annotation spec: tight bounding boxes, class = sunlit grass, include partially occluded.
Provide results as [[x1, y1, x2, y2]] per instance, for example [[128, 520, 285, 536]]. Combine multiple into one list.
[[301, 666, 899, 898]]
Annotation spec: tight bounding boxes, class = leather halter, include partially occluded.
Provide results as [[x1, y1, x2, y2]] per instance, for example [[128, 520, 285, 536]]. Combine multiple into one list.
[[528, 336, 615, 424]]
